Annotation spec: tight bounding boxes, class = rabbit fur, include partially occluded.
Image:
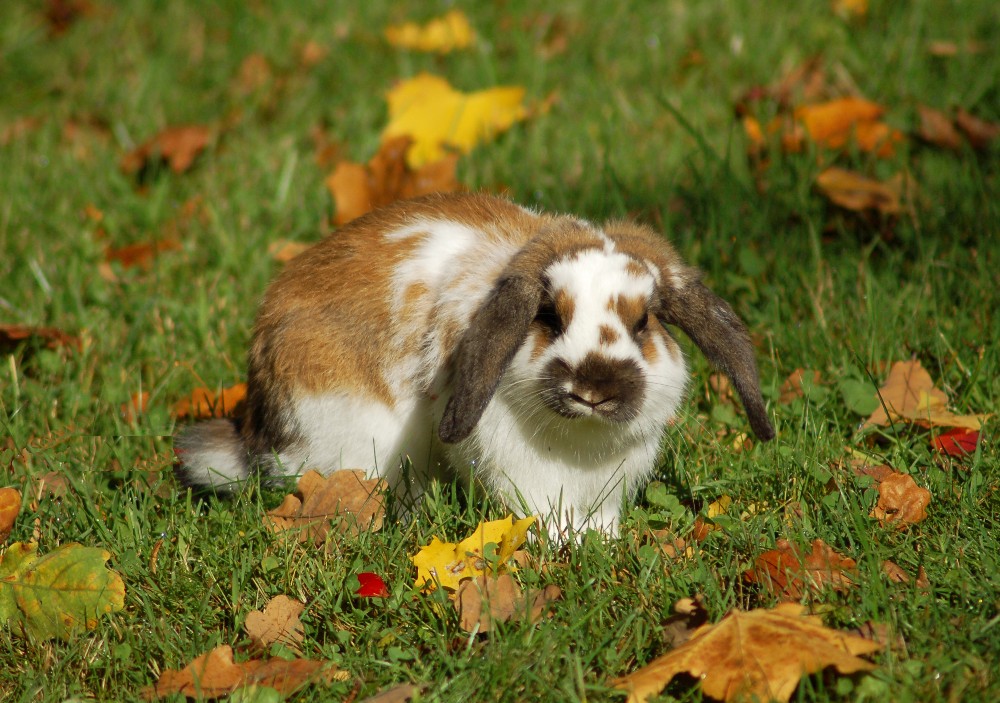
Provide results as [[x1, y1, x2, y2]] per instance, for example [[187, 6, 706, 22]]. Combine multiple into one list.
[[175, 193, 774, 537]]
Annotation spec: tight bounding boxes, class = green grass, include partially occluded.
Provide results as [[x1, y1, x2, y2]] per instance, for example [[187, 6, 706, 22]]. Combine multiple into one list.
[[1, 0, 998, 701]]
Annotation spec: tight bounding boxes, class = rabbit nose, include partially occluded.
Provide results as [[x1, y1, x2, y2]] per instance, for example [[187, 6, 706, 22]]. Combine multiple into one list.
[[568, 387, 616, 409]]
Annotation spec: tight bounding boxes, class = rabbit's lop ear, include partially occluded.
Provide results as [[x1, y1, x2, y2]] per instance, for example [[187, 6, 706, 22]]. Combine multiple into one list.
[[439, 274, 542, 443], [660, 272, 776, 441]]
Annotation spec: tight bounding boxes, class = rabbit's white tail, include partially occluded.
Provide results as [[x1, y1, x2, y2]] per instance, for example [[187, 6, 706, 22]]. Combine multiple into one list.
[[174, 419, 250, 491]]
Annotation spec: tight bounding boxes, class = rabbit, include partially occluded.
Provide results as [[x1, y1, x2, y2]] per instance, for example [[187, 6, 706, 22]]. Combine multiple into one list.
[[174, 192, 775, 538]]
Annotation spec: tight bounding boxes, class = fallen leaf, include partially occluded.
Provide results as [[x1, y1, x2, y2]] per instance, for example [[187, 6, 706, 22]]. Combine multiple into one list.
[[954, 108, 1000, 150], [852, 621, 907, 652], [268, 239, 312, 263], [383, 73, 529, 167], [660, 594, 710, 649], [355, 572, 390, 598], [0, 542, 125, 640], [779, 369, 823, 404], [832, 0, 868, 18], [105, 239, 182, 271], [121, 124, 212, 177], [745, 538, 857, 600], [917, 104, 963, 150], [454, 574, 560, 633], [141, 645, 347, 700], [173, 383, 247, 420], [613, 602, 881, 703], [815, 167, 903, 215], [384, 10, 476, 53], [793, 97, 903, 157], [236, 53, 273, 95], [245, 595, 306, 653], [265, 469, 386, 543], [863, 360, 989, 430], [298, 40, 328, 69], [0, 325, 81, 354], [326, 135, 459, 225], [870, 472, 930, 528], [926, 40, 988, 58], [880, 560, 928, 589], [932, 427, 980, 456], [411, 515, 536, 591], [43, 0, 93, 36], [358, 683, 421, 703], [0, 488, 21, 543]]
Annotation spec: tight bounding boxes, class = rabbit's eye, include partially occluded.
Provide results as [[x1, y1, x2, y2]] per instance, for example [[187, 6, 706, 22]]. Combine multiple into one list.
[[632, 313, 650, 336], [535, 302, 563, 335]]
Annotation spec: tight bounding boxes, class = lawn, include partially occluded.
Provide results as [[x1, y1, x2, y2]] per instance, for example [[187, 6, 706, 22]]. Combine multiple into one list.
[[1, 1, 998, 701]]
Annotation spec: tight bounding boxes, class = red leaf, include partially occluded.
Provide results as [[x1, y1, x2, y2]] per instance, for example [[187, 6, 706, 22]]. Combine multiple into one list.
[[932, 428, 980, 456], [356, 572, 389, 598]]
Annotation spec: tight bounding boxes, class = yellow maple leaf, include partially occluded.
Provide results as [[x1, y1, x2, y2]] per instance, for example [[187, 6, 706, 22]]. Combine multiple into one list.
[[383, 73, 528, 167], [411, 515, 536, 591], [384, 10, 476, 53]]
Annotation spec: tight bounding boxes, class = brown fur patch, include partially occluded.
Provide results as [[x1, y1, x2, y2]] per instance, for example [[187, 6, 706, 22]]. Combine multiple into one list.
[[608, 295, 647, 329], [529, 327, 552, 361], [598, 324, 619, 346], [625, 259, 648, 278], [553, 289, 575, 330]]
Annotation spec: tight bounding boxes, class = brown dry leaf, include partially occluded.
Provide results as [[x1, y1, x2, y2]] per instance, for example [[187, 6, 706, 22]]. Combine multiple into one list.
[[779, 368, 823, 404], [613, 602, 881, 703], [917, 105, 963, 150], [454, 574, 561, 633], [881, 560, 928, 589], [268, 239, 312, 263], [0, 325, 81, 353], [708, 373, 736, 405], [172, 383, 247, 420], [863, 359, 989, 430], [745, 538, 857, 600], [955, 108, 1000, 150], [870, 472, 930, 528], [0, 487, 22, 543], [265, 469, 386, 543], [141, 644, 346, 700], [105, 239, 182, 271], [236, 53, 273, 94], [661, 595, 710, 649], [121, 124, 212, 176], [245, 595, 306, 653], [815, 167, 902, 215], [326, 135, 459, 226], [358, 684, 422, 703]]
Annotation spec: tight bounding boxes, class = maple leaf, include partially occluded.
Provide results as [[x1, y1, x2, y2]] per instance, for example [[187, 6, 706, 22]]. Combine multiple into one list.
[[141, 645, 347, 700], [120, 124, 212, 178], [325, 135, 459, 226], [454, 573, 561, 633], [0, 542, 125, 640], [0, 487, 21, 544], [173, 383, 247, 420], [245, 595, 306, 653], [265, 469, 386, 544], [411, 515, 536, 591], [863, 359, 989, 430], [383, 73, 529, 167], [613, 603, 881, 703], [870, 471, 930, 528], [384, 10, 476, 53], [745, 538, 857, 600], [815, 167, 906, 215]]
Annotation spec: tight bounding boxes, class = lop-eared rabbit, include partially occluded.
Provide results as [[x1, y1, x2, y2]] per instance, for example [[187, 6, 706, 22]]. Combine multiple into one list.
[[175, 193, 774, 537]]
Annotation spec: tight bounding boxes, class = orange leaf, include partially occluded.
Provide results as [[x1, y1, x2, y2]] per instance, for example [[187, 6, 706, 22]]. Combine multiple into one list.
[[121, 124, 212, 176], [325, 135, 459, 226], [0, 487, 22, 543], [870, 472, 930, 528], [793, 97, 903, 156], [613, 603, 881, 703], [745, 538, 857, 600], [815, 167, 904, 215], [863, 359, 988, 430], [173, 383, 247, 419], [141, 645, 346, 700], [105, 239, 182, 270], [265, 469, 386, 543], [0, 325, 81, 353]]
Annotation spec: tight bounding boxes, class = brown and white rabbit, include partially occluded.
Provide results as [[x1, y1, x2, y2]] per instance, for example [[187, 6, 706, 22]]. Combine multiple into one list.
[[175, 192, 774, 537]]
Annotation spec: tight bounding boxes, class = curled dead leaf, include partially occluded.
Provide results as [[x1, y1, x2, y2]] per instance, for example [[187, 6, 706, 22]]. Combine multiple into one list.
[[917, 104, 963, 150], [245, 595, 306, 653], [863, 360, 988, 430], [121, 124, 212, 177], [454, 573, 561, 633], [745, 538, 857, 600], [0, 325, 81, 354], [870, 472, 930, 528], [265, 469, 386, 543], [815, 167, 903, 215]]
